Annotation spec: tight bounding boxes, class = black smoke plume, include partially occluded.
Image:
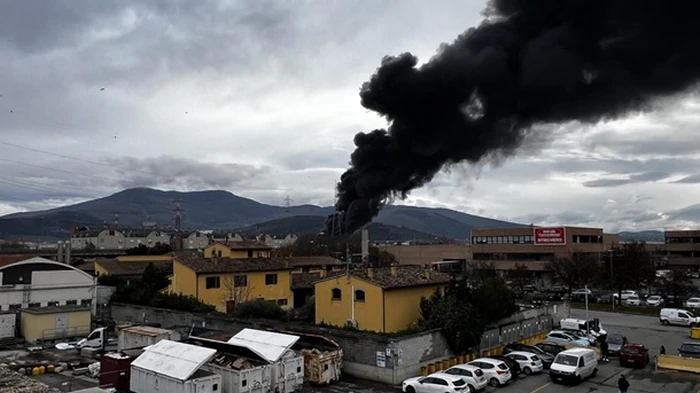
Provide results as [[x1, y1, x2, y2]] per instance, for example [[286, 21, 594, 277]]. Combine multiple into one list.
[[327, 0, 700, 235]]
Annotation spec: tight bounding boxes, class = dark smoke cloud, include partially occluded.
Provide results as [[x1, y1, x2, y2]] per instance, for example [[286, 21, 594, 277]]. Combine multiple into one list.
[[328, 0, 700, 234]]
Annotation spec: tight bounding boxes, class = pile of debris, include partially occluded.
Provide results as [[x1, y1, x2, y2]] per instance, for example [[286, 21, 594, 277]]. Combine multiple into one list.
[[210, 353, 258, 370], [0, 367, 60, 393]]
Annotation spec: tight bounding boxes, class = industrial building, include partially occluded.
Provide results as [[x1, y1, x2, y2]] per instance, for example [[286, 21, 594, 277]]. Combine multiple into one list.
[[0, 256, 95, 312], [20, 305, 91, 343], [660, 230, 700, 267]]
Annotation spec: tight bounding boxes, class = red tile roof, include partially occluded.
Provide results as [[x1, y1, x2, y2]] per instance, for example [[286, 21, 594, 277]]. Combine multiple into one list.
[[291, 273, 322, 289], [95, 259, 173, 276], [318, 265, 451, 290], [175, 254, 292, 274], [222, 241, 273, 251], [281, 256, 343, 267], [0, 254, 40, 268]]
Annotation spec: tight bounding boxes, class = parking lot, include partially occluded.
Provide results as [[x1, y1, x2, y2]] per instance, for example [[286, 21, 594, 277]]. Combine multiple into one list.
[[306, 309, 700, 393]]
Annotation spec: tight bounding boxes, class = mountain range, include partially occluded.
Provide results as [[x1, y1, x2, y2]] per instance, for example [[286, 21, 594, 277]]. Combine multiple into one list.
[[0, 188, 522, 241]]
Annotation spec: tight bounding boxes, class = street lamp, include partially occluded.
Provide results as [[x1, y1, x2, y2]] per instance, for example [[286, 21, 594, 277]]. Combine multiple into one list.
[[609, 249, 615, 310]]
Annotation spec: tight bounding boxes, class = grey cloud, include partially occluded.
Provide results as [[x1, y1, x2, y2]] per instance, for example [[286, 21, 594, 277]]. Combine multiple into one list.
[[674, 174, 700, 184], [668, 204, 700, 222], [581, 172, 670, 188]]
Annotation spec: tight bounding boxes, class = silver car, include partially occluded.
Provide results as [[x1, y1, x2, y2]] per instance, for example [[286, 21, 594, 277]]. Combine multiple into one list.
[[606, 334, 628, 355]]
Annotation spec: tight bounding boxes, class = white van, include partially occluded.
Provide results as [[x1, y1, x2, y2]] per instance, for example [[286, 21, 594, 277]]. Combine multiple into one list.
[[660, 308, 700, 326], [549, 348, 598, 384], [560, 318, 607, 341]]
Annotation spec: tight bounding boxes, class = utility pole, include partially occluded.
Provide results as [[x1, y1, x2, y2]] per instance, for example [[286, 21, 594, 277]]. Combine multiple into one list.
[[172, 200, 183, 232], [283, 195, 292, 214]]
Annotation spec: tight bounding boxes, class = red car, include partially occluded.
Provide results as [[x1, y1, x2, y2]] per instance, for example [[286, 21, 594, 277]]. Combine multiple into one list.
[[619, 344, 650, 368]]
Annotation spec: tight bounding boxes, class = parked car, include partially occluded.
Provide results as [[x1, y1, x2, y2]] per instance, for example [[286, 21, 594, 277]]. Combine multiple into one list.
[[443, 365, 488, 392], [646, 295, 664, 307], [487, 355, 521, 377], [612, 290, 637, 301], [402, 373, 470, 393], [549, 348, 598, 384], [466, 358, 512, 387], [535, 342, 567, 357], [503, 343, 554, 369], [625, 295, 641, 306], [684, 297, 700, 309], [560, 329, 596, 346], [504, 351, 544, 375], [593, 292, 613, 304], [545, 331, 590, 347], [619, 344, 649, 367], [605, 334, 628, 355], [678, 341, 700, 359]]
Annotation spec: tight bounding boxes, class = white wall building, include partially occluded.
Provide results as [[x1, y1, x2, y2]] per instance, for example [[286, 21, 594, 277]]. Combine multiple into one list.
[[182, 232, 210, 250], [0, 257, 95, 312]]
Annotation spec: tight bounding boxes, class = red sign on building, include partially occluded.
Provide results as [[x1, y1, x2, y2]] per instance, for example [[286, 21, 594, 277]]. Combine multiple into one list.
[[534, 227, 566, 245]]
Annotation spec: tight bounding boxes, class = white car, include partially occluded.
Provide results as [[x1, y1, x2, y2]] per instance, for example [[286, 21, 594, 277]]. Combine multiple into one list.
[[467, 358, 512, 387], [646, 295, 663, 307], [443, 365, 488, 392], [504, 351, 544, 375], [402, 373, 469, 393], [625, 295, 641, 306], [685, 298, 700, 309], [612, 290, 637, 301]]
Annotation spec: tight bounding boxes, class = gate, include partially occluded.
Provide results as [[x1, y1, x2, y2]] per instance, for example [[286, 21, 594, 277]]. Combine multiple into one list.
[[55, 314, 68, 337]]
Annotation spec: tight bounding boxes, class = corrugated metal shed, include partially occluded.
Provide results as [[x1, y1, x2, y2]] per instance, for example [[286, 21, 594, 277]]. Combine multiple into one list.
[[131, 339, 216, 381], [227, 328, 300, 363]]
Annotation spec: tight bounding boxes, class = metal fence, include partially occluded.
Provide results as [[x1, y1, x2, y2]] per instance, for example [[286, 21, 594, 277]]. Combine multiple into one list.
[[479, 315, 553, 351]]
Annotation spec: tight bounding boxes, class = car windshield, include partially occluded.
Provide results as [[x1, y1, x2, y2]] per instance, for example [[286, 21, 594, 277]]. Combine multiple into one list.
[[680, 344, 700, 354], [621, 347, 640, 354], [452, 379, 466, 386], [554, 354, 578, 366], [608, 336, 623, 344], [527, 346, 546, 354], [497, 363, 508, 370], [649, 296, 660, 300]]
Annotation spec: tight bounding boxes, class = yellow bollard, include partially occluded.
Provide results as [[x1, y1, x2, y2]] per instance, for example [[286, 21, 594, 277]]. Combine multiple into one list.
[[442, 359, 451, 370], [458, 354, 466, 363], [47, 364, 54, 373], [435, 361, 443, 371], [32, 367, 40, 376], [428, 363, 436, 373], [420, 366, 428, 376], [39, 366, 45, 375]]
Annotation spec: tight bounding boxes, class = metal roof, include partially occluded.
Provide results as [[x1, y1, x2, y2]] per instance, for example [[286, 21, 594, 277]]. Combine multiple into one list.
[[227, 328, 299, 363], [122, 325, 174, 337], [131, 339, 217, 381]]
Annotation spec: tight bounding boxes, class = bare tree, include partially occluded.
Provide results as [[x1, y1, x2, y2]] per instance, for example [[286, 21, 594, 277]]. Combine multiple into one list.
[[548, 252, 600, 298], [223, 275, 254, 314]]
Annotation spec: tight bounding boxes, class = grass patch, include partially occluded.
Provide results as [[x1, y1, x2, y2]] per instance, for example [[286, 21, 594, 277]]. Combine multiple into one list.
[[570, 302, 661, 316]]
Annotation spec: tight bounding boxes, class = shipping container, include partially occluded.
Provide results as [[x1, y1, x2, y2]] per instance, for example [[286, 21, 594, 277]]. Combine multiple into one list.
[[130, 339, 220, 393], [0, 313, 16, 340], [118, 325, 180, 351], [280, 330, 343, 385], [273, 351, 304, 392], [131, 366, 221, 393], [99, 352, 135, 392]]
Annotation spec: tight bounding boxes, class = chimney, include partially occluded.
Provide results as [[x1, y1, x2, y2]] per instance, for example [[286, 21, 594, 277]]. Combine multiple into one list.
[[367, 267, 375, 278], [390, 264, 399, 277], [361, 228, 369, 263], [65, 242, 71, 265], [57, 241, 64, 263], [319, 268, 327, 278]]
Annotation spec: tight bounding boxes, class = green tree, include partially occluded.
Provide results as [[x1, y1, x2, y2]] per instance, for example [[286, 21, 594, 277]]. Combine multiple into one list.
[[506, 263, 532, 293], [472, 277, 519, 325], [548, 253, 600, 298], [658, 270, 696, 302], [601, 242, 655, 304]]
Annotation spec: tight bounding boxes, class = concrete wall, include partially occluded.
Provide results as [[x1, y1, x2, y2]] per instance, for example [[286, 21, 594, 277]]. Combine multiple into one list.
[[111, 302, 569, 385]]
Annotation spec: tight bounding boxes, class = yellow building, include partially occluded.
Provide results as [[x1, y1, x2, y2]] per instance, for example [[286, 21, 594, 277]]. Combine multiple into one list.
[[116, 255, 173, 262], [171, 254, 294, 312], [314, 265, 451, 333], [204, 241, 273, 259], [21, 306, 92, 343]]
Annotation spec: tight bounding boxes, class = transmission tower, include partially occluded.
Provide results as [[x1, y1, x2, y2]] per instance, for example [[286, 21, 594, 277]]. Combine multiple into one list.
[[172, 200, 184, 231], [283, 195, 293, 214]]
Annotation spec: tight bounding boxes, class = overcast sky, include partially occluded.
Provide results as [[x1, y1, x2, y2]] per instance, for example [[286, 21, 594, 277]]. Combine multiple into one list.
[[1, 0, 699, 233]]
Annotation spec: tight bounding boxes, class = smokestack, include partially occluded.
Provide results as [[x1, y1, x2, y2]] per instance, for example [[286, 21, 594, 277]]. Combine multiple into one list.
[[329, 1, 700, 234], [65, 242, 71, 265], [57, 241, 64, 263], [361, 228, 369, 264]]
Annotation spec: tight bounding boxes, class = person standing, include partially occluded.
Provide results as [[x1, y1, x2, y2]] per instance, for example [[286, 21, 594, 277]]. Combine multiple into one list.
[[600, 338, 610, 362], [660, 345, 666, 355], [618, 375, 630, 393]]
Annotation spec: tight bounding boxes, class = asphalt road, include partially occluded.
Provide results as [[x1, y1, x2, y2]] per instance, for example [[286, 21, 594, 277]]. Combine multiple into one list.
[[309, 309, 700, 393]]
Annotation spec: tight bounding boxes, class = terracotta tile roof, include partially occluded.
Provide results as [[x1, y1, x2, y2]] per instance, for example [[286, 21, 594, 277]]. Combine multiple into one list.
[[319, 265, 452, 290], [0, 254, 39, 268], [75, 262, 95, 272], [291, 272, 322, 289], [282, 256, 343, 267], [222, 240, 272, 251], [175, 254, 293, 274], [96, 258, 173, 276]]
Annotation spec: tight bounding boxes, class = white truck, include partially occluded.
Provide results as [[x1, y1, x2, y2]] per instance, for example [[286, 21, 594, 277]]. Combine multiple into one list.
[[77, 325, 180, 351]]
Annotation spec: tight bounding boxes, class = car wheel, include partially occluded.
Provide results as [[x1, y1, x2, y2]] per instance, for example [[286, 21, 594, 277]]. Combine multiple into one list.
[[406, 386, 415, 393], [592, 368, 598, 377], [489, 378, 500, 387], [523, 367, 532, 375], [466, 384, 474, 393], [661, 320, 669, 325]]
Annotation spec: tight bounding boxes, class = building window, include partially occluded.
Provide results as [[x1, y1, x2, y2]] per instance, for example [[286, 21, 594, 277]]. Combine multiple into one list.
[[206, 276, 221, 289], [257, 252, 265, 257], [66, 300, 77, 306], [302, 267, 311, 273], [81, 299, 92, 306], [234, 275, 247, 287], [47, 301, 59, 307], [28, 302, 40, 308], [8, 304, 20, 311], [265, 274, 278, 285], [332, 288, 342, 300], [248, 250, 254, 258], [355, 290, 366, 302], [277, 299, 288, 306]]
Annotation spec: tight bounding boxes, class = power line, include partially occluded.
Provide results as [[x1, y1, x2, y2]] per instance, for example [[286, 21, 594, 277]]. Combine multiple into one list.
[[0, 158, 123, 183]]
